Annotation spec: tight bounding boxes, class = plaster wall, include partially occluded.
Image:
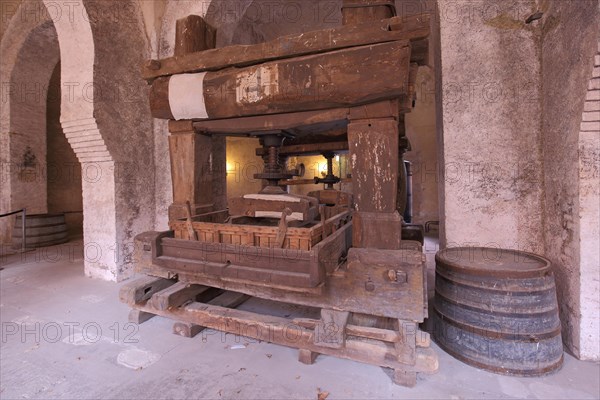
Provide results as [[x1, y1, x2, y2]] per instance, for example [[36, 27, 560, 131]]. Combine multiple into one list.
[[46, 63, 83, 237], [0, 16, 59, 243], [437, 0, 544, 253], [0, 0, 156, 280], [540, 0, 600, 360]]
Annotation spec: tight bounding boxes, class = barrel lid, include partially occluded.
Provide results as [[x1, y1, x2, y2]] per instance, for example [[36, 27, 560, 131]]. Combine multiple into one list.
[[436, 247, 551, 278]]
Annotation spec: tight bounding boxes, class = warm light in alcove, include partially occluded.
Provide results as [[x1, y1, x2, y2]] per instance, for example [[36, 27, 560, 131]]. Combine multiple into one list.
[[226, 161, 235, 175]]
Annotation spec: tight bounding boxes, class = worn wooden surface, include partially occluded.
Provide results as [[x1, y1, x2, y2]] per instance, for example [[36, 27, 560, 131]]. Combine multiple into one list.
[[170, 209, 350, 252], [294, 317, 430, 347], [168, 132, 212, 215], [342, 0, 396, 25], [348, 118, 399, 213], [119, 276, 175, 305], [191, 108, 349, 136], [187, 99, 400, 137], [174, 15, 215, 57], [135, 232, 426, 321], [314, 309, 350, 349], [157, 218, 351, 288], [257, 141, 349, 157], [142, 15, 430, 81], [130, 300, 438, 384], [173, 290, 250, 338], [298, 349, 319, 365], [128, 309, 155, 324], [353, 211, 402, 250], [149, 282, 209, 311], [228, 196, 318, 222], [150, 41, 411, 120]]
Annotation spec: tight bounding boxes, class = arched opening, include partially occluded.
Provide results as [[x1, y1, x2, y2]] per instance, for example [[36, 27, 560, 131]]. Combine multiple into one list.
[[46, 62, 83, 239], [1, 17, 65, 243], [2, 0, 154, 281]]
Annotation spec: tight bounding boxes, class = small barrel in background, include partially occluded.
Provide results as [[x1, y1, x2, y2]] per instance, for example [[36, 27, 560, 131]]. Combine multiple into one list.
[[13, 213, 69, 249], [432, 247, 563, 376]]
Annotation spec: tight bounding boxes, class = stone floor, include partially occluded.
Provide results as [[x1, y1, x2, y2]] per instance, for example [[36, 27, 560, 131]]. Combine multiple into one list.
[[0, 238, 599, 400]]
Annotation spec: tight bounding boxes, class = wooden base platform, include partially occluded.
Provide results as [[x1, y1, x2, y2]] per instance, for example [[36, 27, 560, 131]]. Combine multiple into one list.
[[120, 276, 438, 387]]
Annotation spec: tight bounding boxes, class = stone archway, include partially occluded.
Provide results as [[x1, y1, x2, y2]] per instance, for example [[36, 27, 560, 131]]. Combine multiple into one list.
[[1, 0, 155, 281], [0, 4, 60, 245]]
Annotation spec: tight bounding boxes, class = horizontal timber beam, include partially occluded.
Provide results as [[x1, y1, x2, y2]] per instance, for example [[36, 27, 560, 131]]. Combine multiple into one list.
[[142, 14, 430, 81]]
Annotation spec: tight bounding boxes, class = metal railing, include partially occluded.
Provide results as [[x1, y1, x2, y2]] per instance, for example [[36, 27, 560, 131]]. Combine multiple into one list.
[[0, 208, 26, 252]]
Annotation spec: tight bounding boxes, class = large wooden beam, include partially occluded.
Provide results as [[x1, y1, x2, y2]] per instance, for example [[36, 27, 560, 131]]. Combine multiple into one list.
[[142, 15, 430, 81], [133, 300, 438, 378], [150, 41, 411, 120], [190, 108, 350, 136], [257, 141, 348, 157]]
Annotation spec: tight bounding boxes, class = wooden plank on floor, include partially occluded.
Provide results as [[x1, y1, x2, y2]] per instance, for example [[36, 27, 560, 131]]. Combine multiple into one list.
[[128, 309, 155, 324], [119, 276, 175, 305], [149, 282, 210, 311], [171, 290, 250, 338], [136, 301, 438, 375]]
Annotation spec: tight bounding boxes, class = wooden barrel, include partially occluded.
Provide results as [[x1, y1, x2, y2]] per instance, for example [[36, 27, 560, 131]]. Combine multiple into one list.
[[12, 213, 69, 248], [432, 247, 563, 376]]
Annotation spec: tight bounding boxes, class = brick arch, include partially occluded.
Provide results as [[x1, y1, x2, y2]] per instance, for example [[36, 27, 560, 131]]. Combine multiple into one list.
[[577, 39, 600, 360]]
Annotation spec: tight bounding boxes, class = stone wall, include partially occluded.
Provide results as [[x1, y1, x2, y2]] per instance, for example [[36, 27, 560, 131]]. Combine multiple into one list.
[[540, 0, 600, 360], [46, 62, 83, 237], [437, 0, 600, 360], [437, 0, 544, 253], [0, 12, 59, 244]]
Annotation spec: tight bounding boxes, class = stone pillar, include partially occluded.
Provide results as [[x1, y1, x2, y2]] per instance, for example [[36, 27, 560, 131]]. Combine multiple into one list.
[[437, 0, 544, 253]]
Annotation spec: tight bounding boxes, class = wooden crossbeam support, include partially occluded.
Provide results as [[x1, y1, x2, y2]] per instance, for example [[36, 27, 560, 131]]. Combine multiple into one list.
[[128, 309, 155, 324], [131, 300, 438, 382], [150, 41, 411, 120], [314, 309, 350, 349], [149, 282, 210, 311], [171, 290, 250, 339], [396, 320, 418, 366], [142, 15, 430, 81], [293, 318, 431, 347], [173, 321, 204, 338]]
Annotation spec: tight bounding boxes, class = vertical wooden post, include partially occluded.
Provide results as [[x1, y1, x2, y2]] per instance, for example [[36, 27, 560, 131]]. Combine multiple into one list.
[[314, 309, 350, 349], [168, 123, 215, 221], [396, 319, 417, 365], [174, 15, 216, 56], [298, 349, 319, 365], [168, 15, 223, 222], [347, 102, 403, 249]]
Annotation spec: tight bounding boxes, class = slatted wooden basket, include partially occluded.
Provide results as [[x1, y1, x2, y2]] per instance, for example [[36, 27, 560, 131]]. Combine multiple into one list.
[[170, 208, 351, 251]]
